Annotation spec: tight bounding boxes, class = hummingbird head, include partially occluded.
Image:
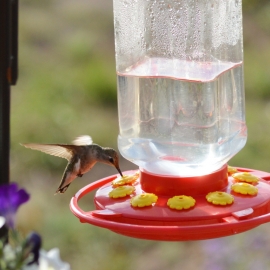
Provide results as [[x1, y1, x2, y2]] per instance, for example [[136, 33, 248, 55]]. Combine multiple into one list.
[[102, 148, 123, 177]]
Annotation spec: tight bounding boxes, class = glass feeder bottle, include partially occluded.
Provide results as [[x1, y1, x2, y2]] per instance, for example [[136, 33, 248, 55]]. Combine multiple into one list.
[[114, 0, 247, 177]]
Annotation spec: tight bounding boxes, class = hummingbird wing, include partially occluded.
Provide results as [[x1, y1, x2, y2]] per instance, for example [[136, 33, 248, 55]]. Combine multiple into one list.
[[21, 143, 74, 161], [72, 135, 93, 146]]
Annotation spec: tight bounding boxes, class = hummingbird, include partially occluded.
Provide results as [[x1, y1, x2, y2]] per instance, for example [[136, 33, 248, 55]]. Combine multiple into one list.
[[21, 135, 123, 194]]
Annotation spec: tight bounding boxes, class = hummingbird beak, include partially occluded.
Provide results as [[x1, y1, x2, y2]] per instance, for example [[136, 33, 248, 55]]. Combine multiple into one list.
[[107, 151, 123, 177], [115, 165, 123, 177]]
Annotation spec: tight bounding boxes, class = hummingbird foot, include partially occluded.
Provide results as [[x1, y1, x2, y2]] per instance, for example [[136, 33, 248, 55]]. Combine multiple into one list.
[[77, 173, 83, 177], [55, 184, 70, 195]]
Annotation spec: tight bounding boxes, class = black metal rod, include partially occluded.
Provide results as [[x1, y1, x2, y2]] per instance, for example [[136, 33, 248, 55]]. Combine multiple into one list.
[[0, 0, 18, 236], [11, 0, 19, 85]]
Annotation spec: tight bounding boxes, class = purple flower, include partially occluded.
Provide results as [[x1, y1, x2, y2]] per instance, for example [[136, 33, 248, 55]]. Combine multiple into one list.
[[24, 232, 42, 265], [0, 183, 30, 228]]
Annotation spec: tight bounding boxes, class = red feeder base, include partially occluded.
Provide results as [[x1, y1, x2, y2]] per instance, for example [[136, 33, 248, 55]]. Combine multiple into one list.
[[70, 166, 270, 241]]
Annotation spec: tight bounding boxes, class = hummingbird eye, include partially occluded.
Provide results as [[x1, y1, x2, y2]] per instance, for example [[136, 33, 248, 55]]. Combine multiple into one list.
[[109, 157, 114, 163]]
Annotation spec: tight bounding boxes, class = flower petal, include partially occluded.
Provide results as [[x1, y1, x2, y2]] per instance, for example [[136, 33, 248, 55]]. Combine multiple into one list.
[[0, 183, 30, 228], [40, 248, 71, 270], [25, 232, 42, 265], [11, 188, 30, 211]]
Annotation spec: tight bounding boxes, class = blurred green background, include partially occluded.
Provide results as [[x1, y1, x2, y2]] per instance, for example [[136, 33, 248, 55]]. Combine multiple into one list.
[[11, 0, 270, 269]]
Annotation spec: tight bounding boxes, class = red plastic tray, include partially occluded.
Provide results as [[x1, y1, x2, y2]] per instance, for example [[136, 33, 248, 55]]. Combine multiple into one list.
[[70, 167, 270, 241]]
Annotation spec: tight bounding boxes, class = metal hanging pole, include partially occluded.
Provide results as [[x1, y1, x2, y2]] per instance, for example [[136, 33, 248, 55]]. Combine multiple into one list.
[[0, 0, 18, 236], [0, 0, 18, 184]]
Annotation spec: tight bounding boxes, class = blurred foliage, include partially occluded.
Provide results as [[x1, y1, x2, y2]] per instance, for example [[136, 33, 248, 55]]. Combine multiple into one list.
[[9, 0, 270, 269]]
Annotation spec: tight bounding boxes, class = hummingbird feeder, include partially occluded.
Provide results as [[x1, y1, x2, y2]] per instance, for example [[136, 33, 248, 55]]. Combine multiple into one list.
[[70, 0, 270, 240]]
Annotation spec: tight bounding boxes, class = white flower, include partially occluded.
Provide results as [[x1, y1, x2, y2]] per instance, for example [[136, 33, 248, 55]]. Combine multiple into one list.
[[23, 248, 70, 270], [3, 244, 16, 263]]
